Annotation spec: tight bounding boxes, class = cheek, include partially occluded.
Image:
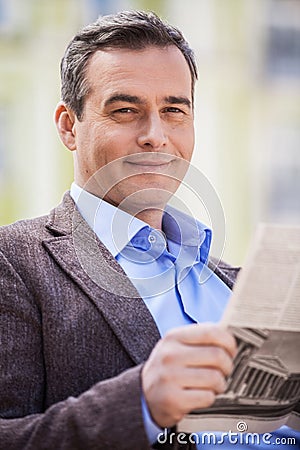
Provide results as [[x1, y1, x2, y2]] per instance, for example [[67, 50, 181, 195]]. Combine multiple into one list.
[[173, 127, 194, 161], [96, 122, 134, 156]]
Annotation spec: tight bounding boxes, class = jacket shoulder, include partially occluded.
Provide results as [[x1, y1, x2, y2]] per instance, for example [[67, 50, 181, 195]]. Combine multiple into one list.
[[0, 215, 50, 247], [0, 192, 74, 252]]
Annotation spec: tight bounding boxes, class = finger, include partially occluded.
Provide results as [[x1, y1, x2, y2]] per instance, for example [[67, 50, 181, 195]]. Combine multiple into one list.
[[166, 323, 237, 358], [180, 367, 227, 393], [176, 388, 217, 414], [178, 344, 234, 376]]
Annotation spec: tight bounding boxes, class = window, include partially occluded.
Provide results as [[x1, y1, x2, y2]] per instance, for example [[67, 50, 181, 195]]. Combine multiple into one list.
[[84, 0, 131, 21], [0, 0, 31, 36], [0, 0, 13, 33], [266, 127, 300, 221], [265, 0, 300, 78]]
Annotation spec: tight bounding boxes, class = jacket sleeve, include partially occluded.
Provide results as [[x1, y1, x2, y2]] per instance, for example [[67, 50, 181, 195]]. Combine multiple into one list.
[[0, 250, 151, 450]]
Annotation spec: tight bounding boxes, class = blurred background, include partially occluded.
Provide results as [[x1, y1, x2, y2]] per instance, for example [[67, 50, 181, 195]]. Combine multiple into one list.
[[0, 0, 299, 265]]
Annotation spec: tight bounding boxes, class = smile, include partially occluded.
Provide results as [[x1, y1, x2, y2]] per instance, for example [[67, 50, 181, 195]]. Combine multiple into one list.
[[125, 161, 174, 175], [125, 153, 176, 167]]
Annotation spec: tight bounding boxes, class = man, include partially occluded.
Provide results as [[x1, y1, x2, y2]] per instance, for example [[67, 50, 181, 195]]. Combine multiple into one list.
[[0, 10, 297, 450]]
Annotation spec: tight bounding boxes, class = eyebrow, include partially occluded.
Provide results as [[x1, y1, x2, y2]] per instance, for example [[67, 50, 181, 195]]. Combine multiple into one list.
[[104, 93, 191, 109], [164, 96, 191, 109], [104, 94, 144, 107]]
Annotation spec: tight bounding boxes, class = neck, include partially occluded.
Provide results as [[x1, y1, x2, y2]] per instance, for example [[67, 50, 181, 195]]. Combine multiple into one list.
[[76, 181, 166, 230], [134, 208, 164, 230]]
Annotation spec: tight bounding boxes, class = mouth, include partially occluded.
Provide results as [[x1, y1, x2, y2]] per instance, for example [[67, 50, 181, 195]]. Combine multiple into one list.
[[125, 154, 175, 170], [125, 162, 173, 175]]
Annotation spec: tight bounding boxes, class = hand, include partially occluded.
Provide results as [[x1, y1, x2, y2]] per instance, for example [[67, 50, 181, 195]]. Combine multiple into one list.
[[142, 323, 237, 428]]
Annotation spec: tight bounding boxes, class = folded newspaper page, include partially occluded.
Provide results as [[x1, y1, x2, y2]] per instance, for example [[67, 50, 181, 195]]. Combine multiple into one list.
[[178, 223, 300, 434]]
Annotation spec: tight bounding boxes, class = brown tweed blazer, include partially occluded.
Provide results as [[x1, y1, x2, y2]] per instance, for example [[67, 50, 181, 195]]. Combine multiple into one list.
[[0, 192, 240, 450]]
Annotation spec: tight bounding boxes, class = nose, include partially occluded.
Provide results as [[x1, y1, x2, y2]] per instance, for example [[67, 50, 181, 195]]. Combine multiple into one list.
[[137, 112, 168, 150]]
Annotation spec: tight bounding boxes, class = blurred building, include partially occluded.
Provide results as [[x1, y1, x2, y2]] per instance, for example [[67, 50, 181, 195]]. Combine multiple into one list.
[[0, 0, 299, 264], [0, 0, 133, 225]]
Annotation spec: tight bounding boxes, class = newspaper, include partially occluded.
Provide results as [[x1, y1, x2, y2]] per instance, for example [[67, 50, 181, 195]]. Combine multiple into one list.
[[178, 224, 300, 434]]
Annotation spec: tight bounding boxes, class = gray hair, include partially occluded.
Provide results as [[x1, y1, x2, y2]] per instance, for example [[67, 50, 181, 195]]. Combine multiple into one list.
[[60, 10, 198, 120]]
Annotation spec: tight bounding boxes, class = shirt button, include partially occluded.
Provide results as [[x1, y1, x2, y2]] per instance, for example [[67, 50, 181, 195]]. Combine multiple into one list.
[[148, 234, 156, 244]]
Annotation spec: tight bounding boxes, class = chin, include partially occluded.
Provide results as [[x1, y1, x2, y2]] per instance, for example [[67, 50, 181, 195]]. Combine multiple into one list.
[[106, 182, 175, 215]]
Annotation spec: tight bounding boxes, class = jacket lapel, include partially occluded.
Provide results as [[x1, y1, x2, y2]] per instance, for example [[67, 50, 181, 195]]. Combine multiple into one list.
[[208, 257, 240, 289], [43, 192, 161, 366]]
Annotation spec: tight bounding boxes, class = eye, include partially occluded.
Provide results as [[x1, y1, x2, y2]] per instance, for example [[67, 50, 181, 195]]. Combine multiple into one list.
[[164, 107, 185, 114], [110, 107, 139, 123], [114, 107, 136, 114]]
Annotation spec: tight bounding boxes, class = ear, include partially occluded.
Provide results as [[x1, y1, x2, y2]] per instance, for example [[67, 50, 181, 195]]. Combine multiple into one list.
[[54, 102, 77, 151]]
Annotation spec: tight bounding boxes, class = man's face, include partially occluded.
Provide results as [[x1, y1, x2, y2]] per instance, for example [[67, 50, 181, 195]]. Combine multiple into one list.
[[69, 45, 194, 211]]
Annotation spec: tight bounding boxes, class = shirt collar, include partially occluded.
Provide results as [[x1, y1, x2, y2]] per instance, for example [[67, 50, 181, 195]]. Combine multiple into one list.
[[70, 182, 147, 257], [70, 183, 212, 262], [163, 204, 212, 263]]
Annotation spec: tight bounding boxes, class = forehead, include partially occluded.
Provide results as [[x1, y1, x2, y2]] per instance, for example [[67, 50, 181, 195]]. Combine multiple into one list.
[[85, 45, 192, 100]]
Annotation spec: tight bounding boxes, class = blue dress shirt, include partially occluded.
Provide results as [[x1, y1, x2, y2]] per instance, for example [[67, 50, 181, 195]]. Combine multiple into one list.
[[70, 183, 299, 449]]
